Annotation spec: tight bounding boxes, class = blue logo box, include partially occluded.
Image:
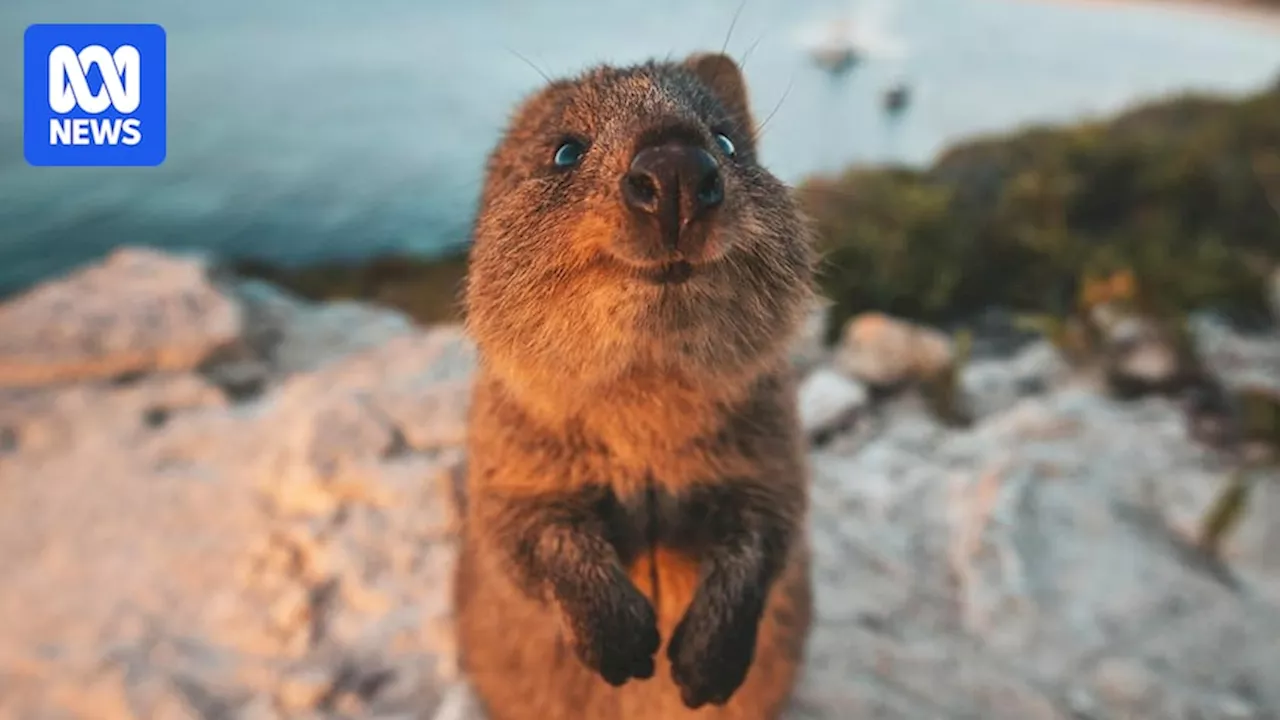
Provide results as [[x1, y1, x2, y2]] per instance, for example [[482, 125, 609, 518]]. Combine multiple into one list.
[[24, 23, 167, 167]]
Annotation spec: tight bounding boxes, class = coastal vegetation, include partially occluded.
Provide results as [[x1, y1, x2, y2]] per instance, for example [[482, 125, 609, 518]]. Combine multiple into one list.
[[799, 83, 1280, 341]]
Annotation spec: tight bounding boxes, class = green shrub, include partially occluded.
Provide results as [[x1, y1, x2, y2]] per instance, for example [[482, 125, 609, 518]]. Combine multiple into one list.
[[799, 87, 1280, 342]]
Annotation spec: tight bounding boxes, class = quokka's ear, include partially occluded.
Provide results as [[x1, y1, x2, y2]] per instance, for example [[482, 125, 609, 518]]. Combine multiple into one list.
[[684, 52, 755, 134]]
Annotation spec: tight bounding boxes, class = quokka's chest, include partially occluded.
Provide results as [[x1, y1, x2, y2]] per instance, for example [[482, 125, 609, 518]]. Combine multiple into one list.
[[599, 480, 708, 563], [602, 481, 712, 630]]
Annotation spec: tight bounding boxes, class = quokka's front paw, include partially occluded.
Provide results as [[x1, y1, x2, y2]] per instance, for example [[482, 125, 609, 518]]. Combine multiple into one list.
[[667, 584, 765, 709], [558, 568, 661, 686]]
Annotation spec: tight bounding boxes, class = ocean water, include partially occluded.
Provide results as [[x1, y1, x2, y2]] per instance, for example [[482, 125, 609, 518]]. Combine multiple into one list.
[[2, 0, 1278, 295]]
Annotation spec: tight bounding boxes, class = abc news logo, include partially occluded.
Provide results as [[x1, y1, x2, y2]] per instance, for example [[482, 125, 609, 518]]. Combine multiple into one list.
[[48, 44, 143, 147], [24, 23, 167, 167]]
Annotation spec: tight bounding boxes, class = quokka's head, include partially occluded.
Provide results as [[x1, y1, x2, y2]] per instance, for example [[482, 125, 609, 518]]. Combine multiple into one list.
[[466, 52, 815, 393]]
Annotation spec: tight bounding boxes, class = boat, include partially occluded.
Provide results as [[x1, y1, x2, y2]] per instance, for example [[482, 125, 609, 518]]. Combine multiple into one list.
[[806, 17, 864, 75]]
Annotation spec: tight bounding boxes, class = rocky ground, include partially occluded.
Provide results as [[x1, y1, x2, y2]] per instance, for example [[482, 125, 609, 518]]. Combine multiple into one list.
[[1, 248, 1278, 720]]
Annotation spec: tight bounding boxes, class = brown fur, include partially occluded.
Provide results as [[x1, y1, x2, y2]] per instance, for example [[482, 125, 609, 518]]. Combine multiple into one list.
[[455, 51, 817, 720]]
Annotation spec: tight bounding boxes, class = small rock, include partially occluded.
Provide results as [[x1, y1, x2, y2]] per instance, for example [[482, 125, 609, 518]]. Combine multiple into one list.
[[1114, 337, 1180, 386], [1094, 306, 1186, 394], [798, 368, 868, 441], [1009, 339, 1070, 391], [0, 247, 241, 388], [834, 312, 954, 388], [960, 340, 1069, 419]]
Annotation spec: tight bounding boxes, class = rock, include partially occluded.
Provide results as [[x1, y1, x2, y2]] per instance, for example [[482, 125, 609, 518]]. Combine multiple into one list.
[[1090, 303, 1189, 395], [1113, 336, 1181, 387], [799, 382, 1280, 717], [0, 247, 241, 388], [0, 319, 474, 718], [1109, 319, 1180, 385], [960, 339, 1069, 419], [834, 312, 954, 388], [1188, 312, 1280, 396], [6, 249, 1280, 719], [798, 368, 868, 443], [1177, 315, 1280, 458]]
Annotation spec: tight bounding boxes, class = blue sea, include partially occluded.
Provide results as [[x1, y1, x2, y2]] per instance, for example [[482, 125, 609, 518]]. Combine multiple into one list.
[[2, 0, 1278, 294]]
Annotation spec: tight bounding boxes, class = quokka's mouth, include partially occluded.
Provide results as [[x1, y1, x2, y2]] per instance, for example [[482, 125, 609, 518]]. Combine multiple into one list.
[[637, 261, 694, 285]]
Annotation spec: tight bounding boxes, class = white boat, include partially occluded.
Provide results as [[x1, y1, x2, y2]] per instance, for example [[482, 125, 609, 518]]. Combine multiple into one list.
[[796, 0, 908, 74], [808, 17, 864, 74]]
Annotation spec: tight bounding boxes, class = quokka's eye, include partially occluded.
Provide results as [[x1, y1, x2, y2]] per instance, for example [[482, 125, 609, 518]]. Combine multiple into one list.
[[713, 132, 736, 158], [552, 139, 586, 168]]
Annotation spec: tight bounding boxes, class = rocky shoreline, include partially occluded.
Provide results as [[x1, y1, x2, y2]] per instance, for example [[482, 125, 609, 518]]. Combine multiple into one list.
[[2, 247, 1279, 719]]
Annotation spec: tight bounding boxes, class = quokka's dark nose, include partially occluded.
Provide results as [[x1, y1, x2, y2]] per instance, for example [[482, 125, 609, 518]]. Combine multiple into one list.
[[620, 143, 724, 245]]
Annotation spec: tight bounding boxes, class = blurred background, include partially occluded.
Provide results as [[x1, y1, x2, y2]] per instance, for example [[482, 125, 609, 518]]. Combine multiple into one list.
[[3, 0, 1279, 299], [2, 0, 1280, 718]]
